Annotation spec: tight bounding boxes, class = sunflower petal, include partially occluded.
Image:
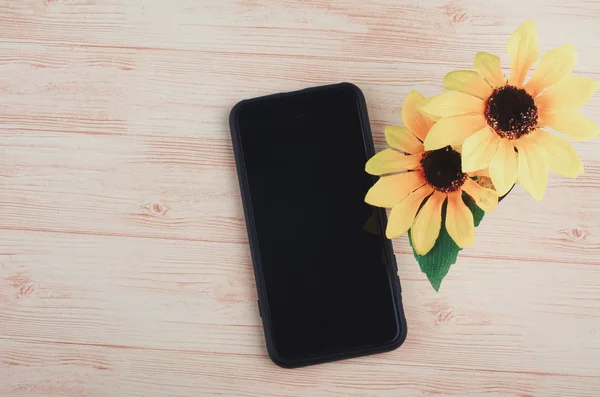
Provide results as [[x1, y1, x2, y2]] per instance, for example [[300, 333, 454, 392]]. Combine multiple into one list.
[[365, 171, 426, 208], [366, 149, 423, 175], [423, 114, 487, 151], [386, 185, 434, 239], [411, 191, 445, 256], [445, 191, 475, 248], [507, 20, 539, 87], [524, 45, 578, 97], [444, 70, 493, 100], [474, 52, 505, 87], [417, 98, 442, 122], [488, 139, 518, 195], [461, 126, 500, 172], [385, 126, 424, 154], [536, 76, 600, 112], [539, 110, 600, 142], [402, 91, 435, 141], [462, 178, 498, 212], [514, 141, 548, 201], [529, 129, 584, 178], [419, 91, 484, 118]]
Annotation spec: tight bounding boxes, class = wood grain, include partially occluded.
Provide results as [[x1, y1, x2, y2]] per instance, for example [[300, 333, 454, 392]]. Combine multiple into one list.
[[2, 0, 600, 396]]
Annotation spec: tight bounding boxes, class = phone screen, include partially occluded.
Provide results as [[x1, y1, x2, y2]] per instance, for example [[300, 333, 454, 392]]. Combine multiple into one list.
[[235, 84, 401, 363]]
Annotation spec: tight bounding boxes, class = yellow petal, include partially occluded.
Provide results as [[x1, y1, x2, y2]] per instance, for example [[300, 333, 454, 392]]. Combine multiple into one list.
[[386, 185, 434, 239], [419, 91, 484, 118], [535, 76, 600, 112], [462, 178, 498, 212], [513, 141, 548, 201], [417, 98, 442, 122], [461, 127, 500, 172], [365, 171, 426, 208], [488, 139, 518, 195], [423, 114, 487, 151], [524, 45, 578, 97], [402, 91, 435, 141], [529, 129, 584, 178], [474, 52, 505, 87], [445, 191, 474, 248], [507, 20, 539, 87], [385, 126, 424, 154], [539, 111, 600, 142], [411, 191, 445, 256], [366, 149, 423, 175], [444, 70, 493, 100]]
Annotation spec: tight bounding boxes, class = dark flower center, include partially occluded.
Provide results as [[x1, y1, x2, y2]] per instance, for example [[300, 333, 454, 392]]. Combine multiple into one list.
[[420, 146, 466, 193], [485, 85, 538, 139]]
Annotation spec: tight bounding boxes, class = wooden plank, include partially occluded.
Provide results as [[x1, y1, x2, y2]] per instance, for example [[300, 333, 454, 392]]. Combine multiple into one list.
[[2, 132, 600, 261], [1, 230, 600, 387], [3, 339, 600, 396]]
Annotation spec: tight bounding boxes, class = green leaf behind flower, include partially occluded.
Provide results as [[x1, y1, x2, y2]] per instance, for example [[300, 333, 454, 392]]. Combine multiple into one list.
[[409, 193, 484, 291]]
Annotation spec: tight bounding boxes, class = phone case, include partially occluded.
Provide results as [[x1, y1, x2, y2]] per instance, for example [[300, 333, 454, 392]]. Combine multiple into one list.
[[229, 82, 407, 368]]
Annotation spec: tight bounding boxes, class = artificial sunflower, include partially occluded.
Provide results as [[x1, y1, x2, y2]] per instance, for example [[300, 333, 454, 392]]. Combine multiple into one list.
[[365, 91, 498, 256], [420, 20, 599, 200]]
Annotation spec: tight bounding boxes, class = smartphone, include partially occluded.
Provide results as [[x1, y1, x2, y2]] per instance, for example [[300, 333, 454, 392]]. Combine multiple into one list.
[[229, 83, 406, 368]]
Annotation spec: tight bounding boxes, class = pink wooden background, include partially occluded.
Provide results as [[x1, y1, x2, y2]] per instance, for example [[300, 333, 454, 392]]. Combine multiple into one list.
[[2, 0, 600, 396]]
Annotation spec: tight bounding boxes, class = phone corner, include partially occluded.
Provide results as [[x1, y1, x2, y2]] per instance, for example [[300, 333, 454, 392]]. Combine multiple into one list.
[[387, 305, 409, 352], [392, 321, 408, 350], [337, 82, 366, 99], [265, 343, 297, 369], [229, 99, 248, 130]]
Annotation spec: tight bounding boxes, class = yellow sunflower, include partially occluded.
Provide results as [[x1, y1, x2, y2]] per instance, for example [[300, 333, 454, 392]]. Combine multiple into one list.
[[420, 20, 599, 200], [365, 91, 498, 256]]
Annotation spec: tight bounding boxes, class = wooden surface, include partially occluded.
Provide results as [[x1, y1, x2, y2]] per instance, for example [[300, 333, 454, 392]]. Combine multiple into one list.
[[2, 0, 600, 396]]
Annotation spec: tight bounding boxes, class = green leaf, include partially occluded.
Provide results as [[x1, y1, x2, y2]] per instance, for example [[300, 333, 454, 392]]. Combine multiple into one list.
[[409, 194, 485, 291], [465, 193, 485, 227], [409, 219, 458, 291]]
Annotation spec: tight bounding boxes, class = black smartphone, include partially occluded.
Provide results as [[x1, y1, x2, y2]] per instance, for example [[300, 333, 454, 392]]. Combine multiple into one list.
[[229, 83, 406, 368]]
